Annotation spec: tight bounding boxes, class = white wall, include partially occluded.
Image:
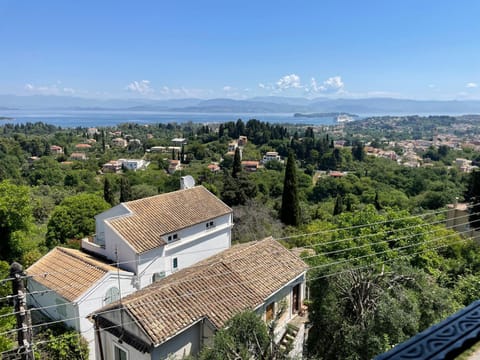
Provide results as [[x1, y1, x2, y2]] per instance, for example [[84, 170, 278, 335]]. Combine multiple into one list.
[[78, 272, 137, 358], [27, 280, 79, 330], [99, 330, 150, 360], [137, 214, 232, 288], [259, 273, 306, 341], [94, 204, 130, 247], [103, 223, 138, 274], [28, 271, 137, 360], [151, 321, 203, 359]]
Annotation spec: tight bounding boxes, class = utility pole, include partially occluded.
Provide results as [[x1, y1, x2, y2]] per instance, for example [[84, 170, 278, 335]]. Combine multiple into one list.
[[10, 262, 34, 360]]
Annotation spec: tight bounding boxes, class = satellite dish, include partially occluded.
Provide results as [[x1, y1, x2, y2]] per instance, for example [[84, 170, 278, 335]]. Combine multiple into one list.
[[180, 175, 195, 190]]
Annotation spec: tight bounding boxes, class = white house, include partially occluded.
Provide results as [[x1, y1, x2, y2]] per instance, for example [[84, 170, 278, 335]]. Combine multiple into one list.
[[28, 185, 233, 359], [92, 237, 308, 360], [81, 185, 233, 289], [262, 151, 281, 163], [27, 247, 136, 358], [120, 159, 149, 171]]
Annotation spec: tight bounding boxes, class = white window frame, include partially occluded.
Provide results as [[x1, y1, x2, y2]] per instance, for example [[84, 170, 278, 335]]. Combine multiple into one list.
[[172, 257, 178, 271], [113, 343, 128, 360], [167, 233, 179, 243]]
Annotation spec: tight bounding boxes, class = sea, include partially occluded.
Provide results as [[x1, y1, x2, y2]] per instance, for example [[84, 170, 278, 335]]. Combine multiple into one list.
[[0, 110, 339, 128]]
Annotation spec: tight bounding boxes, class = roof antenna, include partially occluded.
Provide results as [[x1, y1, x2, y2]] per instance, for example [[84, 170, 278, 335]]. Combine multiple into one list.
[[180, 175, 195, 190]]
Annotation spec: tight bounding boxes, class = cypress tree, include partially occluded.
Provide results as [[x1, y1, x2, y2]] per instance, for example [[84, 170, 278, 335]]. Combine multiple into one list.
[[120, 176, 132, 203], [101, 130, 106, 152], [467, 170, 480, 230], [333, 195, 344, 215], [374, 191, 382, 211], [280, 151, 300, 226], [232, 147, 242, 178], [103, 177, 115, 206]]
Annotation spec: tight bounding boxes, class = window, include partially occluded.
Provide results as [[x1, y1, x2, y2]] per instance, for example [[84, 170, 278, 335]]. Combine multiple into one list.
[[206, 221, 215, 229], [167, 233, 179, 243], [266, 302, 274, 322], [104, 287, 120, 305], [172, 257, 178, 271], [114, 344, 127, 360], [152, 271, 165, 282]]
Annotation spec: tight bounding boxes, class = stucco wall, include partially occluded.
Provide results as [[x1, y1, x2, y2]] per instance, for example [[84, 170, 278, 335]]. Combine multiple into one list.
[[98, 330, 150, 360], [103, 223, 138, 273], [259, 274, 306, 341], [27, 279, 79, 330], [94, 204, 130, 247], [151, 321, 202, 359], [136, 213, 232, 288]]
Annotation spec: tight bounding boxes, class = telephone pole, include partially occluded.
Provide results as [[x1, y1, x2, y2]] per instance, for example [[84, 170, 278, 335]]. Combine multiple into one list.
[[10, 262, 34, 360]]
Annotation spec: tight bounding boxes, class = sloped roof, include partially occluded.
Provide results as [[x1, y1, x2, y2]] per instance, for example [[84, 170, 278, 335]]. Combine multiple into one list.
[[95, 237, 307, 346], [27, 247, 121, 302], [107, 186, 232, 254]]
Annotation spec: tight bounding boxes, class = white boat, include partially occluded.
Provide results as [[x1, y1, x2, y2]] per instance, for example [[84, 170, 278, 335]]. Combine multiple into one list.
[[336, 114, 354, 123]]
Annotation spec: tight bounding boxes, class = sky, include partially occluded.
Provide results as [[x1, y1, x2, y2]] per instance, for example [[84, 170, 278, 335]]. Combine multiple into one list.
[[1, 0, 480, 100]]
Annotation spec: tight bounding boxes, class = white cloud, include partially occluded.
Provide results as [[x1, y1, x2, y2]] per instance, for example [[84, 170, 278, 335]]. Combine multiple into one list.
[[24, 83, 75, 95], [307, 76, 344, 94], [309, 77, 320, 92], [126, 80, 154, 94], [223, 86, 233, 91], [321, 76, 344, 91], [276, 74, 302, 90], [466, 82, 478, 88]]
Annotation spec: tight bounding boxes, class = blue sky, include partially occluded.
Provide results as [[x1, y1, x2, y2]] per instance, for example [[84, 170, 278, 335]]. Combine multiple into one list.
[[1, 0, 479, 100]]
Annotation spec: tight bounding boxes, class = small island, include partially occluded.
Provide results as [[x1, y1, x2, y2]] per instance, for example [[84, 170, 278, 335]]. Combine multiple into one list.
[[0, 117, 14, 121]]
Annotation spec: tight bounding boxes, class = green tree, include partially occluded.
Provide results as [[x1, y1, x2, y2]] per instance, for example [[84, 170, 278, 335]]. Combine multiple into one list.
[[232, 147, 242, 178], [46, 194, 110, 248], [200, 310, 285, 360], [103, 177, 115, 206], [221, 173, 257, 206], [352, 141, 366, 161], [0, 181, 33, 261], [120, 176, 132, 202], [38, 325, 89, 360], [280, 152, 300, 226], [333, 195, 344, 216], [307, 266, 457, 360], [467, 170, 480, 230]]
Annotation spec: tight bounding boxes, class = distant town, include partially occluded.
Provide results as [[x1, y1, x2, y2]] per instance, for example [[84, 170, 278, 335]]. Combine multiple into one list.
[[0, 113, 480, 359]]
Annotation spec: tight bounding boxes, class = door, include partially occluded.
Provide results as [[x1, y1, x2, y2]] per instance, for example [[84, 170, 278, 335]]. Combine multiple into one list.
[[292, 284, 300, 314]]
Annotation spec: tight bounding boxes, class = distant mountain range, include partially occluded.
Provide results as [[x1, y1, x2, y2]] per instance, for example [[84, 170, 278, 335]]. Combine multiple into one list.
[[2, 94, 480, 115]]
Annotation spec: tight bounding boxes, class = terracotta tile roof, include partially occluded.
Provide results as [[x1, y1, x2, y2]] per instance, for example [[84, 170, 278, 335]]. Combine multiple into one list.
[[108, 186, 232, 254], [27, 247, 120, 302], [75, 143, 92, 149], [96, 237, 307, 345]]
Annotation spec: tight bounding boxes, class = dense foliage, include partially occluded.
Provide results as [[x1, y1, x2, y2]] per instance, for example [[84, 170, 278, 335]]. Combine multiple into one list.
[[0, 115, 478, 358]]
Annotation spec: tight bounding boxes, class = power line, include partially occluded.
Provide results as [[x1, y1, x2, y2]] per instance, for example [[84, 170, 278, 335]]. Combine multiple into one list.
[[4, 209, 472, 306], [12, 206, 475, 289], [7, 232, 474, 345], [2, 226, 473, 339], [299, 211, 476, 258], [276, 204, 470, 242]]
